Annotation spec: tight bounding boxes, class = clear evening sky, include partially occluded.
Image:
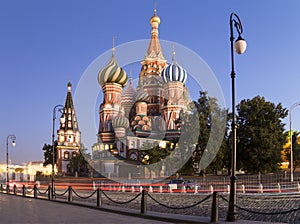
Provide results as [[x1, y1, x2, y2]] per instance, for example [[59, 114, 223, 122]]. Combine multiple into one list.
[[0, 0, 299, 164]]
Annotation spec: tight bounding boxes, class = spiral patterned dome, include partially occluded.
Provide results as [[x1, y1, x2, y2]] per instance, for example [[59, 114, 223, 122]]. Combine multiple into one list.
[[112, 111, 129, 129], [98, 51, 128, 87], [161, 52, 187, 84]]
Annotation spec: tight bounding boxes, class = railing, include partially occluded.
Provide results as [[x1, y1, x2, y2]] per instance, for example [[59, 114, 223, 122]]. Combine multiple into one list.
[[4, 180, 300, 194], [2, 183, 300, 223]]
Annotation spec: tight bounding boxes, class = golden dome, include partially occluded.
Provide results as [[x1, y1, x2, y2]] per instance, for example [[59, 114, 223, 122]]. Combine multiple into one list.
[[150, 9, 160, 25], [150, 15, 160, 25]]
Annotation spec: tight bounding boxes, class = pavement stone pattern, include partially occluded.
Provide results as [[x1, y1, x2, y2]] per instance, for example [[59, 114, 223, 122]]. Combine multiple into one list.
[[2, 189, 298, 223], [58, 190, 299, 223]]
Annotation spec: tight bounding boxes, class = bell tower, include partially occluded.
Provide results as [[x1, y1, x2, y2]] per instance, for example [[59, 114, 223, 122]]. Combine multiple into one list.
[[57, 81, 81, 174]]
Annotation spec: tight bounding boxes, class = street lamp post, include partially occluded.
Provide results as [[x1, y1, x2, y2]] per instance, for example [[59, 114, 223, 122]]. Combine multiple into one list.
[[227, 13, 247, 222], [6, 134, 16, 185], [51, 104, 65, 199], [289, 102, 300, 182]]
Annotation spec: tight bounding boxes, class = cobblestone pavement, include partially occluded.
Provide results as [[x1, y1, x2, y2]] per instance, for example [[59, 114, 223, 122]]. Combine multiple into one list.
[[60, 190, 300, 223], [2, 189, 298, 223]]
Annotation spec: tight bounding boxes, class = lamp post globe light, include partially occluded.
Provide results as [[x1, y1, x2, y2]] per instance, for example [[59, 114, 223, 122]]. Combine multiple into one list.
[[289, 102, 300, 182], [227, 13, 247, 222], [51, 104, 65, 199], [6, 134, 16, 186]]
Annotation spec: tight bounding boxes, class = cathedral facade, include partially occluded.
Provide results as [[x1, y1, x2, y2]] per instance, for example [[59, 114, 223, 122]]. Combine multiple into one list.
[[92, 8, 190, 178]]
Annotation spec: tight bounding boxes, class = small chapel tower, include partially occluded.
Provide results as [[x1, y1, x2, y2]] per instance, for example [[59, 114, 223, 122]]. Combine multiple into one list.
[[57, 81, 81, 174]]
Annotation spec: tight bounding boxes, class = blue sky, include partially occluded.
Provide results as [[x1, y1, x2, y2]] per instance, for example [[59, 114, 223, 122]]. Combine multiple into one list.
[[0, 0, 300, 164]]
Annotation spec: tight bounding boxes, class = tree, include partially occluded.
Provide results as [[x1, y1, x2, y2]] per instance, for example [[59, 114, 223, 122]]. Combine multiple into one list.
[[236, 96, 288, 173], [141, 143, 171, 165], [69, 145, 90, 176], [42, 140, 58, 167], [140, 142, 173, 177], [137, 91, 228, 176], [179, 91, 228, 175]]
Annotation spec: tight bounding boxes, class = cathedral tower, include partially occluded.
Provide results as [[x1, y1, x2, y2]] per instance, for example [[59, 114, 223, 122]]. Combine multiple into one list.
[[161, 51, 189, 140], [97, 45, 128, 146], [138, 7, 167, 116]]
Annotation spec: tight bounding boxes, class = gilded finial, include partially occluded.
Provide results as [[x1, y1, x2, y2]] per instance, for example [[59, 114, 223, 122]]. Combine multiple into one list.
[[150, 2, 160, 25]]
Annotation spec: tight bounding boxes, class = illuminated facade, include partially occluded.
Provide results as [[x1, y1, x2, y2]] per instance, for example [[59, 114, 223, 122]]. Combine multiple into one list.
[[92, 8, 190, 177], [0, 162, 52, 182]]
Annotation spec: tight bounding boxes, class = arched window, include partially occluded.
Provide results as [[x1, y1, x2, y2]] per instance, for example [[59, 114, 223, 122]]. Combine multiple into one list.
[[64, 151, 70, 159], [72, 152, 77, 158]]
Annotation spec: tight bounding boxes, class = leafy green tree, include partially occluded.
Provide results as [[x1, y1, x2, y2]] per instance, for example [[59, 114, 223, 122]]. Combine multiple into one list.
[[42, 140, 58, 167], [140, 142, 173, 177], [179, 91, 228, 175], [138, 91, 228, 176], [141, 143, 171, 165], [236, 96, 288, 173]]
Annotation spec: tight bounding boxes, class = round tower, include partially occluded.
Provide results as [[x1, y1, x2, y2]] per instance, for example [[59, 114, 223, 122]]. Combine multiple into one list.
[[97, 44, 128, 144], [161, 51, 188, 140]]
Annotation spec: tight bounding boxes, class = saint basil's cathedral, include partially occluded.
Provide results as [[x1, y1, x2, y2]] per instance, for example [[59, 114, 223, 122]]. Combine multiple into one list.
[[91, 8, 191, 178], [55, 8, 191, 177]]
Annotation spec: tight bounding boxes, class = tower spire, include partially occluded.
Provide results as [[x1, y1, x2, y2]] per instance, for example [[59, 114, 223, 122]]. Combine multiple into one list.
[[142, 4, 166, 67], [67, 80, 72, 92], [150, 5, 160, 39], [60, 81, 79, 131]]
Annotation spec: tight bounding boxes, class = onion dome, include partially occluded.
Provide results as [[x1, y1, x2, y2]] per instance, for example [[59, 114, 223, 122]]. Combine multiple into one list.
[[162, 51, 187, 84], [112, 114, 129, 129], [98, 48, 128, 88], [112, 108, 129, 129], [131, 115, 152, 132], [112, 108, 129, 138], [121, 77, 136, 105]]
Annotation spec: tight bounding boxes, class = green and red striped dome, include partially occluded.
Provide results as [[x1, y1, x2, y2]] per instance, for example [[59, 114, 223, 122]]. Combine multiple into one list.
[[98, 52, 128, 88]]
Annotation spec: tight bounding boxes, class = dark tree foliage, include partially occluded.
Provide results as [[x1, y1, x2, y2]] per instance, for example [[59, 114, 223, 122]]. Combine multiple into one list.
[[236, 96, 288, 173], [141, 143, 172, 165], [179, 91, 228, 175], [42, 140, 58, 167], [69, 145, 90, 176], [141, 142, 173, 176]]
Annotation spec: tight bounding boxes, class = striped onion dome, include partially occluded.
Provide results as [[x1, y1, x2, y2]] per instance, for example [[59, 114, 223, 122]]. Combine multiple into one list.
[[98, 49, 128, 87], [161, 52, 187, 84], [112, 109, 129, 129], [121, 77, 136, 104]]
